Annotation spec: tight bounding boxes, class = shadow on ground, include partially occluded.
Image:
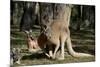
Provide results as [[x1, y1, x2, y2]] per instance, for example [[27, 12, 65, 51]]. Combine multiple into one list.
[[22, 53, 48, 60]]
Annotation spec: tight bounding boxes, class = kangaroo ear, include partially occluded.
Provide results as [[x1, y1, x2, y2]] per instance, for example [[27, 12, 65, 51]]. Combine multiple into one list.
[[24, 30, 29, 34], [29, 29, 32, 34]]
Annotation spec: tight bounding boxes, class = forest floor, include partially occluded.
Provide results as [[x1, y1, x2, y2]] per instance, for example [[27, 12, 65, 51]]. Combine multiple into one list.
[[10, 25, 95, 66]]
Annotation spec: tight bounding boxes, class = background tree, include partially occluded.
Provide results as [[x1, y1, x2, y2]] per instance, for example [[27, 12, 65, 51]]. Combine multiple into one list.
[[10, 1, 95, 32]]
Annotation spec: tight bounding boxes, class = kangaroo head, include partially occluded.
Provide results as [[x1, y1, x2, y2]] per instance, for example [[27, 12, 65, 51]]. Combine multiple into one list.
[[24, 30, 34, 40]]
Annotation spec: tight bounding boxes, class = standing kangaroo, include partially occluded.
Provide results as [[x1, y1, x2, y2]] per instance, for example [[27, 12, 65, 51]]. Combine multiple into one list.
[[39, 4, 93, 60]]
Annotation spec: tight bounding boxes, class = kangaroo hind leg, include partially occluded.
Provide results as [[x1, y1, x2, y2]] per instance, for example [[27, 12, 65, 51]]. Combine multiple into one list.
[[52, 41, 60, 59]]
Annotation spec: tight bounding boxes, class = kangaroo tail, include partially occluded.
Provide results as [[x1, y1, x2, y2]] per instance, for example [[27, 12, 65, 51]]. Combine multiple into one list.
[[66, 37, 94, 57]]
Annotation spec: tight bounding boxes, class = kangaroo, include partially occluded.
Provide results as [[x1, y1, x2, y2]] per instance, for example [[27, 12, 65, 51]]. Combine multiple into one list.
[[25, 30, 41, 52], [48, 20, 93, 60], [52, 4, 93, 60], [39, 4, 93, 60]]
